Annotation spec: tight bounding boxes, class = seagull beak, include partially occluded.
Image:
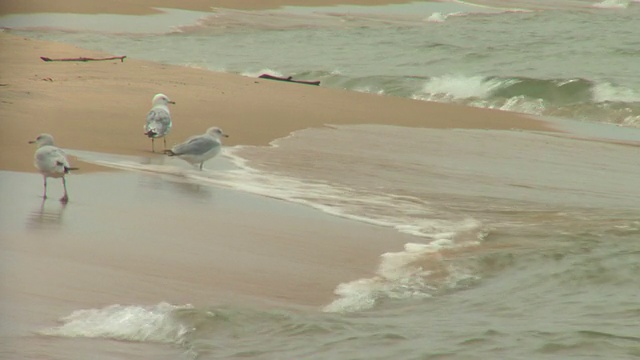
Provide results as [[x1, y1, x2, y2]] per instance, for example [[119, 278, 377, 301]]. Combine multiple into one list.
[[169, 101, 176, 104], [223, 134, 229, 138], [28, 140, 36, 144]]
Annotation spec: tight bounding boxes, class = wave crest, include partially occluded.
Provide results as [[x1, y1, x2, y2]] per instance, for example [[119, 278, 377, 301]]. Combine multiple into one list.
[[404, 74, 640, 127], [39, 302, 193, 344]]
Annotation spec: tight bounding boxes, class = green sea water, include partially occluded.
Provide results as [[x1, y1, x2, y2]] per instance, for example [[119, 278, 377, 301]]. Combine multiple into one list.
[[3, 0, 639, 126]]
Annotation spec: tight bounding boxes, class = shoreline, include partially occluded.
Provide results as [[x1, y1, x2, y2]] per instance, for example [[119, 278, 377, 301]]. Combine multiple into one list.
[[0, 31, 556, 174], [0, 169, 418, 308]]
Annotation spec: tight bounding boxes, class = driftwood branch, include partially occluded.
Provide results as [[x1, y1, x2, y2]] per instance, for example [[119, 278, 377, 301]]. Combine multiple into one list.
[[40, 56, 127, 63], [258, 74, 320, 86]]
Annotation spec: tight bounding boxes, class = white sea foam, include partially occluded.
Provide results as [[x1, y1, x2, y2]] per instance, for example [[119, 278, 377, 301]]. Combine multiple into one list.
[[415, 74, 510, 101], [324, 236, 482, 313], [425, 12, 449, 23], [412, 75, 548, 116], [222, 148, 484, 240], [353, 86, 386, 95], [591, 81, 640, 103], [39, 302, 193, 344], [241, 68, 285, 78], [470, 96, 546, 115], [592, 0, 630, 9], [72, 142, 488, 315], [77, 145, 480, 242], [621, 115, 640, 127]]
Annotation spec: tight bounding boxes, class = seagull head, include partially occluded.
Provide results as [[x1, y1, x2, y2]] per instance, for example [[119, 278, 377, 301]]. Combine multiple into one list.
[[152, 93, 175, 106], [206, 127, 229, 139], [28, 133, 55, 147]]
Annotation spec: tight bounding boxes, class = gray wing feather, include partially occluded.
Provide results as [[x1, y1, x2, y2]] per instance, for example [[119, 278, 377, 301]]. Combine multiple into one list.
[[172, 136, 218, 155], [145, 107, 172, 137]]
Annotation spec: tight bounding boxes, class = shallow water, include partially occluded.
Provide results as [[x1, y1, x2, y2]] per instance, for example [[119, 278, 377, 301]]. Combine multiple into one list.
[[221, 125, 640, 323], [3, 122, 636, 359]]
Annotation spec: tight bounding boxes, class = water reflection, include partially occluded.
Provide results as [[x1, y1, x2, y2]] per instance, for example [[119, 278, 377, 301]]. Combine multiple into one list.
[[140, 155, 168, 166], [136, 172, 214, 201], [136, 172, 167, 191], [27, 198, 67, 230], [168, 178, 214, 200]]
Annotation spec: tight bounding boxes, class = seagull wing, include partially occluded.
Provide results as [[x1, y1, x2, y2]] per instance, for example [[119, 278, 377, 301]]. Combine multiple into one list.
[[35, 146, 70, 175], [144, 106, 172, 138], [171, 135, 218, 156]]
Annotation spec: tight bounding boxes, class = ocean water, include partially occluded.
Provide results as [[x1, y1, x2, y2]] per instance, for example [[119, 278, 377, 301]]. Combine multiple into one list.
[[3, 0, 640, 126], [2, 1, 640, 359]]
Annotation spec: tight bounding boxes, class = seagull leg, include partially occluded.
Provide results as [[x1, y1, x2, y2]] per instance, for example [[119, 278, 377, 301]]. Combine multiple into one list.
[[163, 137, 167, 151], [42, 176, 48, 199], [199, 162, 204, 171], [60, 177, 69, 203], [151, 138, 155, 153]]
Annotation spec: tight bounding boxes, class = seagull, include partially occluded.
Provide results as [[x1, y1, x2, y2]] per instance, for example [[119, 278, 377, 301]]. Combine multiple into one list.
[[164, 127, 229, 170], [144, 93, 175, 152], [28, 133, 78, 203]]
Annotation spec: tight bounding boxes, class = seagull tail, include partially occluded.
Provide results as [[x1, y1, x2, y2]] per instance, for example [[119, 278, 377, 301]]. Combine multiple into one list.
[[144, 130, 157, 138]]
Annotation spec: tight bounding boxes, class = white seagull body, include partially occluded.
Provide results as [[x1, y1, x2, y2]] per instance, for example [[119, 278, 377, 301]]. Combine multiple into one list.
[[29, 133, 77, 203], [165, 127, 228, 170], [144, 93, 175, 152]]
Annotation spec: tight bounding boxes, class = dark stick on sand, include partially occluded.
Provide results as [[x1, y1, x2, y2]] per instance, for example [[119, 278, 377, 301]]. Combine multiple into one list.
[[258, 74, 320, 86], [40, 56, 127, 63]]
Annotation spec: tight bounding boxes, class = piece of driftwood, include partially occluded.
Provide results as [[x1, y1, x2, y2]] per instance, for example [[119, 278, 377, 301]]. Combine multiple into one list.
[[258, 74, 320, 86], [40, 56, 127, 63]]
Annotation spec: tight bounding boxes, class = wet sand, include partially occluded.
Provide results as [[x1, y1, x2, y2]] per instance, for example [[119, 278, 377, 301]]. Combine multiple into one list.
[[0, 168, 420, 306], [1, 169, 416, 307], [0, 169, 421, 357]]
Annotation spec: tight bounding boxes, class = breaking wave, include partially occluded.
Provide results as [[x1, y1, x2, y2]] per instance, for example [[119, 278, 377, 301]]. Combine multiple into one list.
[[318, 73, 640, 127]]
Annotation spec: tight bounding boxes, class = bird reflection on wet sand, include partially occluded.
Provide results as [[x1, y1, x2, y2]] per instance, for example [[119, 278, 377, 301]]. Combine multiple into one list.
[[137, 173, 213, 201], [27, 198, 67, 230], [168, 178, 213, 200]]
